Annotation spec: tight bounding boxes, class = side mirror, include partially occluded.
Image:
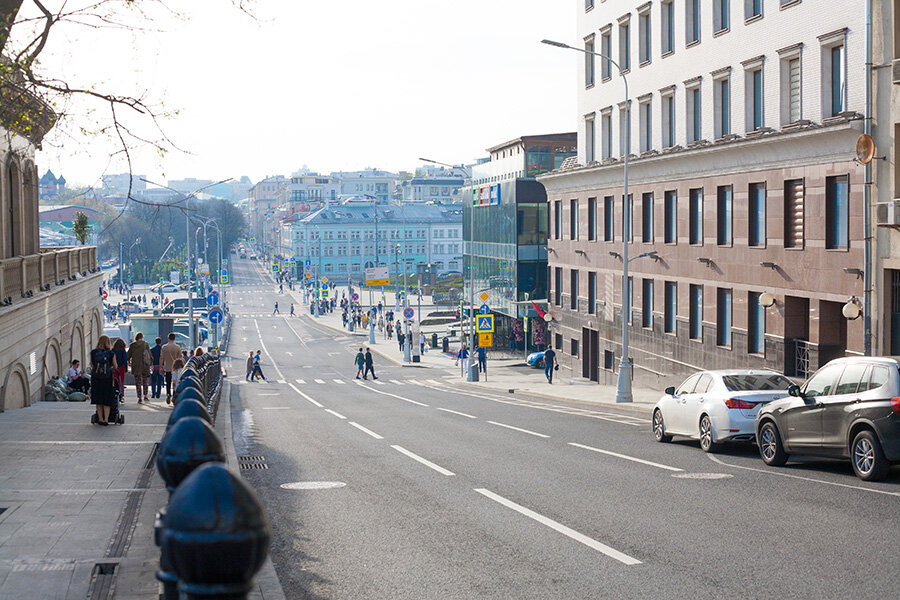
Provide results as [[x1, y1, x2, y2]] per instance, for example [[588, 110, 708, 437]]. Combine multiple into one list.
[[788, 384, 803, 398], [665, 386, 676, 396]]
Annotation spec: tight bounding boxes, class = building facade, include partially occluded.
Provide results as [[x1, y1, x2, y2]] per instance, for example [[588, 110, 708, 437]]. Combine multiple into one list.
[[463, 133, 577, 355], [248, 175, 290, 258], [400, 176, 465, 204], [540, 0, 873, 386], [289, 174, 340, 206], [332, 169, 399, 204]]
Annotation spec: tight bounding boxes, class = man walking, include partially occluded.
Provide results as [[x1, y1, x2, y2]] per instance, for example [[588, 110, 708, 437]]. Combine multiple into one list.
[[543, 346, 556, 384], [161, 332, 182, 404], [363, 348, 377, 380], [127, 332, 151, 404], [273, 302, 279, 315], [476, 344, 487, 374], [150, 337, 163, 398], [355, 348, 365, 379], [290, 304, 295, 317], [251, 350, 267, 381]]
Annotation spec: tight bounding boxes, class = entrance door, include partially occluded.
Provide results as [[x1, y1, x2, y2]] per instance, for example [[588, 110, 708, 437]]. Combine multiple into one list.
[[581, 328, 591, 379], [784, 296, 809, 377], [890, 270, 900, 354], [589, 330, 599, 382]]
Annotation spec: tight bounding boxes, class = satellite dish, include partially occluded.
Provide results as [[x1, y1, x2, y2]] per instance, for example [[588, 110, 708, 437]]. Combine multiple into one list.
[[856, 134, 875, 165]]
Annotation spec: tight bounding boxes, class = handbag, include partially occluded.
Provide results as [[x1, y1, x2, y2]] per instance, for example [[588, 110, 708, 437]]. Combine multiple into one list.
[[554, 364, 559, 371]]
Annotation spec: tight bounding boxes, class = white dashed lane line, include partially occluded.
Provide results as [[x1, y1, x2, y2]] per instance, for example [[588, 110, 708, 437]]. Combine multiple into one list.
[[488, 421, 550, 439], [391, 445, 455, 476], [569, 442, 683, 472], [349, 422, 384, 440]]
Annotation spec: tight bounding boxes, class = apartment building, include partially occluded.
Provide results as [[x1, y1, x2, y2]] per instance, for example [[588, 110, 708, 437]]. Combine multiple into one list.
[[541, 0, 876, 385]]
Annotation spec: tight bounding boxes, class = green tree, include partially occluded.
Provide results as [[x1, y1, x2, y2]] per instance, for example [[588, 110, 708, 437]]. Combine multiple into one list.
[[71, 211, 89, 244]]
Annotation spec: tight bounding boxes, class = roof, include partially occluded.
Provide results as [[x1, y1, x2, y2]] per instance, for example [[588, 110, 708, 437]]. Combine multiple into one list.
[[39, 204, 103, 217], [486, 132, 577, 153], [297, 203, 463, 226]]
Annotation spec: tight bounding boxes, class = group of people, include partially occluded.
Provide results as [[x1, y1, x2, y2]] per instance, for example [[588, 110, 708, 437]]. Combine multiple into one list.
[[455, 343, 488, 377], [245, 351, 267, 381], [354, 347, 377, 380]]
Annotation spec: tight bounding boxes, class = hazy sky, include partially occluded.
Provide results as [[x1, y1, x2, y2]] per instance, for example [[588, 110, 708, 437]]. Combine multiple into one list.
[[31, 0, 577, 188]]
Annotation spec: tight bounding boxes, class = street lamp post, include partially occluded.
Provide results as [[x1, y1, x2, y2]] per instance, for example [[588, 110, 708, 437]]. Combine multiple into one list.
[[128, 238, 142, 284], [541, 38, 633, 402]]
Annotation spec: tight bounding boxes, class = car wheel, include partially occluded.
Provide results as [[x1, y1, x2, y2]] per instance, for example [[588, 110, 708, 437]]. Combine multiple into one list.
[[698, 415, 717, 453], [653, 409, 672, 443], [851, 430, 890, 481], [758, 421, 788, 466]]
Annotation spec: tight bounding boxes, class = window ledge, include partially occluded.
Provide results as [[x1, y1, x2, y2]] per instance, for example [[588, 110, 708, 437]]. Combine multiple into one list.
[[661, 49, 675, 58], [748, 244, 768, 249], [620, 68, 631, 75], [686, 39, 701, 49], [639, 59, 651, 68], [586, 83, 595, 90], [717, 344, 734, 351], [780, 0, 801, 9], [745, 13, 763, 25], [664, 241, 677, 245], [785, 246, 805, 251], [602, 75, 612, 83], [713, 27, 730, 38], [825, 247, 850, 252]]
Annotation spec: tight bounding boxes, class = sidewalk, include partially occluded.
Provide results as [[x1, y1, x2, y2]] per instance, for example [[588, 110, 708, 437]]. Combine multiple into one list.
[[287, 286, 659, 416], [0, 386, 284, 599]]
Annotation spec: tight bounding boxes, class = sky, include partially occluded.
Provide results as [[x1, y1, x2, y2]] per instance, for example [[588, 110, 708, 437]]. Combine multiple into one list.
[[28, 0, 578, 189]]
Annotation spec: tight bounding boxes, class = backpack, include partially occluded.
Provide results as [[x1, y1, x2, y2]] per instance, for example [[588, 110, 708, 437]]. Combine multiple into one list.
[[91, 349, 112, 378]]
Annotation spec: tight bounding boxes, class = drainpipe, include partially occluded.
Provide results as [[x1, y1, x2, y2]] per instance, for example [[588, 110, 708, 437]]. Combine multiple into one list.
[[864, 0, 873, 355]]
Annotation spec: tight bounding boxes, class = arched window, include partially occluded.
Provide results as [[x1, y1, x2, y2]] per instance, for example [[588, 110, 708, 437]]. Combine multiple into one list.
[[6, 160, 21, 257]]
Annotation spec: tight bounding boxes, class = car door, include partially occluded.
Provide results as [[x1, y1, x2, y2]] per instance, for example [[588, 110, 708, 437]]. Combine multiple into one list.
[[668, 374, 701, 434], [782, 364, 844, 451], [820, 363, 869, 453], [683, 374, 714, 437]]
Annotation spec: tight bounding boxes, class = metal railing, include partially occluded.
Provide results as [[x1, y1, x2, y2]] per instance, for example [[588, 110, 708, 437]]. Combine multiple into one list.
[[0, 246, 98, 306], [184, 352, 223, 422]]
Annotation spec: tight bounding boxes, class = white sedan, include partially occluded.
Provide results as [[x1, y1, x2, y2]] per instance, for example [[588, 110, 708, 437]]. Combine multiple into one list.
[[150, 282, 180, 293], [652, 370, 793, 452]]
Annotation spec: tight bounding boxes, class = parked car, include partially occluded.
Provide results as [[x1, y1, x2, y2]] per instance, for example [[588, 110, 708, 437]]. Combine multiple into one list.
[[756, 357, 900, 481], [161, 297, 210, 314], [150, 282, 181, 293], [249, 254, 258, 260], [653, 370, 793, 452], [118, 301, 149, 314], [526, 351, 545, 368]]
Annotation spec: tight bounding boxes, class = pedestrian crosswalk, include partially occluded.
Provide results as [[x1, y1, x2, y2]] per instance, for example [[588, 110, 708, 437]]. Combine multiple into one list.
[[234, 377, 450, 387]]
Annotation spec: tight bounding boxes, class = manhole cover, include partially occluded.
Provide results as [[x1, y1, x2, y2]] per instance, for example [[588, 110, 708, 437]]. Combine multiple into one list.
[[671, 473, 733, 480], [280, 481, 346, 490]]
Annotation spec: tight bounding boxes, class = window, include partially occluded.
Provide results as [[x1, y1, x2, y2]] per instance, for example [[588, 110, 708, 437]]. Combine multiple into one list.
[[749, 183, 766, 247], [749, 292, 765, 354], [827, 44, 845, 116], [747, 68, 763, 130], [834, 363, 869, 395], [664, 190, 677, 244], [585, 115, 596, 163], [570, 269, 579, 310], [689, 284, 703, 340], [604, 350, 614, 370], [802, 364, 843, 398], [585, 35, 596, 87], [662, 92, 675, 147], [601, 110, 613, 159], [639, 10, 651, 64], [689, 188, 703, 245], [570, 199, 579, 240], [714, 0, 730, 32], [642, 279, 654, 328], [661, 0, 675, 54], [588, 271, 597, 314], [717, 288, 732, 347], [601, 28, 613, 80], [554, 201, 562, 239], [717, 185, 733, 246], [627, 276, 634, 324], [626, 194, 634, 242], [586, 0, 594, 9], [555, 333, 563, 349], [687, 85, 702, 142], [784, 179, 805, 249], [826, 175, 849, 249], [619, 17, 631, 72], [571, 339, 579, 358], [715, 77, 731, 138], [642, 192, 654, 242], [665, 281, 677, 333], [686, 0, 700, 44], [639, 98, 652, 152], [588, 197, 597, 241], [554, 267, 562, 305], [780, 53, 802, 124], [619, 104, 630, 157], [604, 196, 615, 241]]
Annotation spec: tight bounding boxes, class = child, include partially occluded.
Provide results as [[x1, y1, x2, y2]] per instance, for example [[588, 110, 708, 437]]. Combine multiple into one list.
[[172, 358, 185, 386]]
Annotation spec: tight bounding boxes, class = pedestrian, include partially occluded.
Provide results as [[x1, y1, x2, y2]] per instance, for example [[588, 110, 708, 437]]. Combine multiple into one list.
[[126, 332, 151, 404], [355, 347, 365, 379], [150, 337, 163, 398], [172, 358, 185, 384], [194, 347, 204, 357], [90, 335, 117, 425], [67, 359, 90, 393], [251, 350, 267, 381], [397, 327, 405, 352], [543, 346, 557, 384], [290, 304, 295, 317], [161, 332, 182, 404], [279, 283, 283, 294], [419, 331, 426, 354], [112, 338, 128, 402], [246, 351, 254, 381], [378, 316, 384, 332], [364, 347, 377, 380], [273, 302, 279, 315], [386, 321, 393, 340], [456, 344, 469, 377], [476, 345, 487, 373], [508, 330, 516, 352]]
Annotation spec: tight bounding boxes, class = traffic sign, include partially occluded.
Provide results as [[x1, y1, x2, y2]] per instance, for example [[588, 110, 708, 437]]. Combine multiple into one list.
[[220, 274, 229, 284], [480, 292, 489, 302], [478, 333, 493, 347], [305, 260, 311, 267], [222, 259, 228, 267], [403, 307, 414, 320], [322, 276, 328, 284], [321, 288, 330, 299], [479, 304, 490, 314], [399, 291, 406, 301], [207, 291, 219, 306], [102, 290, 108, 300], [305, 271, 312, 279], [208, 308, 224, 324], [476, 314, 494, 333], [271, 264, 280, 273], [249, 238, 256, 244], [221, 269, 227, 277], [351, 292, 359, 302]]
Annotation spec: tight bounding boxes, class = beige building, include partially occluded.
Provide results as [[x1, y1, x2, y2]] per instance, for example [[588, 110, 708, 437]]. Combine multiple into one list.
[[0, 73, 102, 410]]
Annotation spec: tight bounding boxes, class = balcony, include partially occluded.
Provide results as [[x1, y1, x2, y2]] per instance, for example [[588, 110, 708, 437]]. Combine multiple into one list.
[[0, 246, 98, 307]]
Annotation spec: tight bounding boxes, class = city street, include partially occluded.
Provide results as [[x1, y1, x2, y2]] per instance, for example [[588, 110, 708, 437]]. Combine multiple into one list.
[[226, 257, 899, 599]]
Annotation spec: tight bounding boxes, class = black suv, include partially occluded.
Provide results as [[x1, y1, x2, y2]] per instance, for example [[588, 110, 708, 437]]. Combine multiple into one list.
[[755, 357, 900, 481]]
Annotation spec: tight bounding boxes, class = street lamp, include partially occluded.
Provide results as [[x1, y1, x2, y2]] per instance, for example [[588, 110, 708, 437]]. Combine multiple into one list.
[[541, 38, 634, 403], [128, 237, 142, 283]]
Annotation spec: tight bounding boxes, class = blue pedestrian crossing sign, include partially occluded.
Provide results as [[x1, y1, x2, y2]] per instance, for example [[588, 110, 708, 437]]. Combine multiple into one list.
[[208, 308, 224, 324], [479, 304, 490, 314], [305, 260, 311, 267], [220, 274, 229, 284], [399, 291, 406, 301], [207, 291, 219, 306], [476, 314, 494, 333], [272, 264, 280, 273]]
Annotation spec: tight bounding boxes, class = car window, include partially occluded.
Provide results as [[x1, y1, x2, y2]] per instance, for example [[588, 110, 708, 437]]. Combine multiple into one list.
[[803, 364, 844, 398], [834, 363, 868, 395], [721, 374, 792, 391], [676, 374, 701, 395], [862, 365, 891, 392], [695, 374, 713, 394]]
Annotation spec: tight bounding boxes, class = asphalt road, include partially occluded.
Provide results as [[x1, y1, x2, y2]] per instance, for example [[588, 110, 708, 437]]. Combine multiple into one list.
[[225, 256, 900, 600]]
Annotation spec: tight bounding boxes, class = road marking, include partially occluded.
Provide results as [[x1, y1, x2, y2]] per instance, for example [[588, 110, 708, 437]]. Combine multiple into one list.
[[349, 422, 384, 440], [488, 421, 550, 439], [262, 407, 292, 410], [474, 488, 641, 565], [325, 409, 347, 420], [289, 383, 322, 407], [295, 379, 306, 384], [569, 443, 684, 472], [286, 351, 293, 356], [706, 453, 900, 497], [427, 379, 441, 385], [372, 380, 385, 385], [356, 382, 429, 407], [253, 320, 286, 380], [391, 445, 454, 476], [390, 379, 404, 385], [437, 407, 477, 419], [314, 378, 326, 384], [405, 379, 421, 385], [333, 379, 346, 384], [277, 379, 286, 384], [258, 393, 280, 396]]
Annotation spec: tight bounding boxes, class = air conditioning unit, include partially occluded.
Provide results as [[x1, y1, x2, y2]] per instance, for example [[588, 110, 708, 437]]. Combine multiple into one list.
[[875, 201, 900, 227]]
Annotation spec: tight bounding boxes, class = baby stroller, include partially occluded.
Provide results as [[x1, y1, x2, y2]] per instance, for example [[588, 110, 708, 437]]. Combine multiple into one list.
[[90, 399, 125, 425]]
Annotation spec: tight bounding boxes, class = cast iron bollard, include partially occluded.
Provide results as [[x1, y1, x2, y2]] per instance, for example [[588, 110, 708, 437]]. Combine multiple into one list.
[[432, 333, 438, 349], [442, 336, 449, 353], [166, 398, 211, 431], [156, 417, 226, 600], [174, 376, 205, 399], [173, 387, 205, 408], [163, 462, 271, 600]]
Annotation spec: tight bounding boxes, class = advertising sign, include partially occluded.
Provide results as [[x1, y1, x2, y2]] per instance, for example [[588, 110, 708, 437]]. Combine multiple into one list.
[[365, 266, 390, 286], [489, 184, 501, 205]]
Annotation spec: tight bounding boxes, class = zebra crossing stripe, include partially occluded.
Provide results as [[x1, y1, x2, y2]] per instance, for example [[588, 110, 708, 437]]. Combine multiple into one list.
[[333, 379, 346, 384], [390, 379, 404, 385], [295, 379, 306, 384], [314, 379, 326, 384]]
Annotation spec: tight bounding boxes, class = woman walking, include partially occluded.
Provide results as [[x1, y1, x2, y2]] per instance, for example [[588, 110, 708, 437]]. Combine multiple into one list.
[[112, 338, 128, 402], [246, 351, 254, 381], [90, 335, 117, 425]]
